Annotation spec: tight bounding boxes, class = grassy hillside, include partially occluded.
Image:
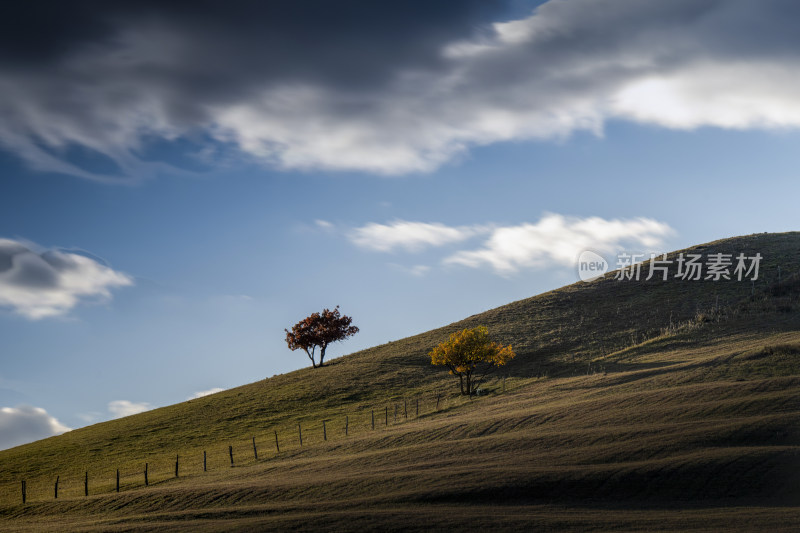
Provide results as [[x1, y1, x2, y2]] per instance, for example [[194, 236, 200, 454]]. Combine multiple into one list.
[[0, 232, 798, 531]]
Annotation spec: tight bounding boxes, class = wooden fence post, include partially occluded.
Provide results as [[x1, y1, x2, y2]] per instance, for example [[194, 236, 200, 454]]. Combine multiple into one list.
[[203, 451, 207, 472], [371, 409, 375, 430], [323, 420, 327, 441], [116, 469, 120, 492], [385, 406, 388, 426], [404, 399, 408, 420], [274, 430, 280, 453], [416, 398, 419, 417], [175, 455, 179, 477], [345, 415, 349, 436], [229, 445, 234, 466], [145, 463, 149, 486], [394, 404, 398, 422], [252, 437, 258, 460], [21, 480, 26, 504], [84, 471, 88, 497], [436, 393, 441, 411], [503, 376, 506, 393], [298, 423, 303, 446], [55, 475, 59, 499]]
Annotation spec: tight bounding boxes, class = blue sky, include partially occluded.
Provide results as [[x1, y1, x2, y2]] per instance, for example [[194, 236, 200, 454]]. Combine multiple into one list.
[[1, 0, 800, 449]]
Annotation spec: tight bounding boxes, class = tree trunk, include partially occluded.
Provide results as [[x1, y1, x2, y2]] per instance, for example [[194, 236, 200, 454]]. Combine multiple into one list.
[[305, 348, 317, 368], [466, 372, 472, 396], [319, 344, 327, 367], [459, 374, 465, 395]]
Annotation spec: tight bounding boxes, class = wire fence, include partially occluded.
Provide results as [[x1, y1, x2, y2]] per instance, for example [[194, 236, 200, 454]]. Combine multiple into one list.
[[8, 378, 515, 505]]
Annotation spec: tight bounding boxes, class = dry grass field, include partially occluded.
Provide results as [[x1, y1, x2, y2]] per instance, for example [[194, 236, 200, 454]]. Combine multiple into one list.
[[1, 232, 798, 531]]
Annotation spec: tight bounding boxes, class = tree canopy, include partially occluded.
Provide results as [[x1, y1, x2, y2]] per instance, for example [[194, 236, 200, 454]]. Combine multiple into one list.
[[429, 326, 515, 395], [284, 306, 359, 368]]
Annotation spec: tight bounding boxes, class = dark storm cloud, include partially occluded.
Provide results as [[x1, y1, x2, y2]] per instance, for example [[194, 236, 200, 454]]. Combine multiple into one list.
[[0, 0, 508, 179], [2, 0, 800, 179], [0, 1, 501, 95]]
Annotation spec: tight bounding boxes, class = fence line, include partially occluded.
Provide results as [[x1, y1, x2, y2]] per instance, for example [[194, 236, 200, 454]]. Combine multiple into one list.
[[6, 378, 518, 505]]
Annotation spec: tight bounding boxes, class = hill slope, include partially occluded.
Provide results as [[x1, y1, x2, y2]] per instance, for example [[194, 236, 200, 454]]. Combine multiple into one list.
[[1, 232, 799, 531]]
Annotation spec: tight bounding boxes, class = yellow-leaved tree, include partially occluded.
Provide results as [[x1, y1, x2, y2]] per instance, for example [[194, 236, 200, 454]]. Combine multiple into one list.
[[429, 326, 515, 396]]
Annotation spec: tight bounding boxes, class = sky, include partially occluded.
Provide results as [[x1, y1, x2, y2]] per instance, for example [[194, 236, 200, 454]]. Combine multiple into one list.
[[1, 0, 800, 450]]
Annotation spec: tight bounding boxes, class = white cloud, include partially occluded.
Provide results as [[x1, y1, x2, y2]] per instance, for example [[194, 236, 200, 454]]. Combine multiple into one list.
[[188, 387, 224, 400], [315, 219, 334, 230], [612, 62, 800, 130], [0, 405, 71, 450], [107, 400, 151, 418], [349, 220, 486, 252], [0, 239, 133, 319], [349, 214, 674, 276], [445, 214, 674, 275]]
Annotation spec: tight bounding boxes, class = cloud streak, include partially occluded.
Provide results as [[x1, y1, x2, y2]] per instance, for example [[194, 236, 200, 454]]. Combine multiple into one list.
[[444, 214, 674, 275], [107, 400, 151, 418], [2, 1, 800, 179], [348, 214, 674, 276], [349, 221, 486, 252], [0, 405, 71, 450], [0, 239, 132, 319]]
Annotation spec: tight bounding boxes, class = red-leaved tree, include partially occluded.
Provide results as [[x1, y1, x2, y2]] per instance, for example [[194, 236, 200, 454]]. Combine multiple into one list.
[[284, 306, 359, 368]]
